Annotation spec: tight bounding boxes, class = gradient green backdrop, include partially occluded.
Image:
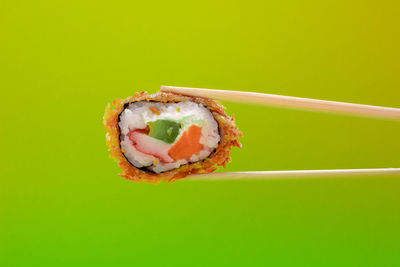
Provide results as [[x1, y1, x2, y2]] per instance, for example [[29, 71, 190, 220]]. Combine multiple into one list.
[[1, 0, 400, 266]]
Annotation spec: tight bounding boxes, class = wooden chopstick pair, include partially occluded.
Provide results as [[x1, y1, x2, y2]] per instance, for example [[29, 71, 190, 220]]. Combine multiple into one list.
[[161, 86, 400, 181]]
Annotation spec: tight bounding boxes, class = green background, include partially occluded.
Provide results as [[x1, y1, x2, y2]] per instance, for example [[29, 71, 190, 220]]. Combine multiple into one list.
[[1, 0, 400, 266]]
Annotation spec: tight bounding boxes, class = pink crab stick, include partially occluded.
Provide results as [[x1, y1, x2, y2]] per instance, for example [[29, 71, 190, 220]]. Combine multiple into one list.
[[129, 130, 174, 163]]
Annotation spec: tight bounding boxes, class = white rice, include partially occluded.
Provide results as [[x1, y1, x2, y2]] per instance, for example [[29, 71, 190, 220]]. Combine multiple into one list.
[[119, 101, 220, 173]]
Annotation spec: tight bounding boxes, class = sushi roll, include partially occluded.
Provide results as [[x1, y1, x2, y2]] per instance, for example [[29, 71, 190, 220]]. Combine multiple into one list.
[[103, 91, 242, 183]]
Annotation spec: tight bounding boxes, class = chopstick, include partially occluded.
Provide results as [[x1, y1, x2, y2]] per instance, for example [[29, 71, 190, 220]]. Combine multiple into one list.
[[161, 86, 399, 180], [185, 168, 400, 181], [161, 86, 400, 121]]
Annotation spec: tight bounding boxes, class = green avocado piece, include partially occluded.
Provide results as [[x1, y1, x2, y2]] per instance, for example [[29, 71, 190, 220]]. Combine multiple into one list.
[[147, 119, 181, 144]]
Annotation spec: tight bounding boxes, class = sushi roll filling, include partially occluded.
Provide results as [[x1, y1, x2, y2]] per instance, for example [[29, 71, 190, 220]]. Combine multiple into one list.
[[118, 101, 220, 173]]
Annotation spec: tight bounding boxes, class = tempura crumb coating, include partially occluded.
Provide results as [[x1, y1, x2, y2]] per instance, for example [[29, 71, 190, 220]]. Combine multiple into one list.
[[103, 91, 242, 183]]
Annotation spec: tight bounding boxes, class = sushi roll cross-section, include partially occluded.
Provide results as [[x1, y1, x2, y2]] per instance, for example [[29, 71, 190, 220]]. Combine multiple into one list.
[[104, 91, 242, 183]]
